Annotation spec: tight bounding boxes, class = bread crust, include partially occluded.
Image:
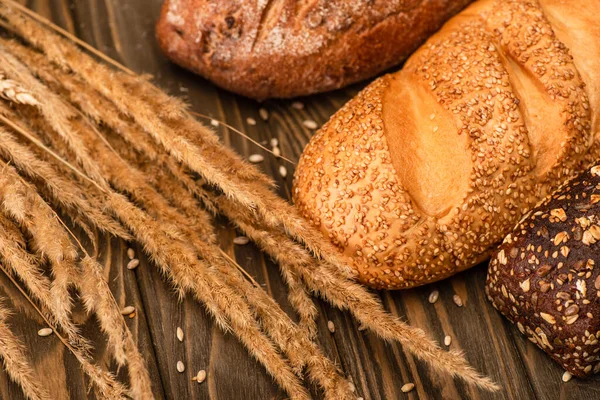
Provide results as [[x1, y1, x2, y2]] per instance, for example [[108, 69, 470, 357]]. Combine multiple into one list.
[[293, 0, 600, 289], [487, 165, 600, 377], [155, 0, 472, 100]]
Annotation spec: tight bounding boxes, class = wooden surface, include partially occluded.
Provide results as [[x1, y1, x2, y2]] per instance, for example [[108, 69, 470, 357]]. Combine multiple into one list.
[[0, 1, 599, 399]]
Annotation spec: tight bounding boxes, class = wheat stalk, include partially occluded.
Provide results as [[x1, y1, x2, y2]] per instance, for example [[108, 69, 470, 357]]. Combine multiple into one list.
[[0, 300, 50, 400], [0, 2, 500, 397]]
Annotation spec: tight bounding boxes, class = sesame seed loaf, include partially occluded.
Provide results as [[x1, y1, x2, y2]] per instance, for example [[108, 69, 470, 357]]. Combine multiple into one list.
[[155, 0, 472, 100], [486, 165, 600, 377], [292, 0, 600, 289]]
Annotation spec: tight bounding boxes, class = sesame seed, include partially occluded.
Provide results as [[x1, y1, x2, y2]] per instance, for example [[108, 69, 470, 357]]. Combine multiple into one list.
[[428, 290, 439, 304], [177, 361, 185, 373], [177, 327, 184, 342], [401, 383, 415, 393], [327, 320, 335, 333], [246, 117, 256, 126], [127, 258, 140, 270], [121, 306, 135, 315], [303, 119, 318, 130], [37, 328, 53, 337], [233, 236, 249, 245], [248, 154, 264, 163], [562, 371, 572, 382]]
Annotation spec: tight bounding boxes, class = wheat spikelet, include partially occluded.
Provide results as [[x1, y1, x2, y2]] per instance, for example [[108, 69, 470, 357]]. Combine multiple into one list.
[[0, 213, 92, 353], [213, 194, 501, 392], [0, 46, 106, 185], [79, 256, 153, 399], [0, 300, 50, 400], [0, 162, 148, 398], [0, 71, 37, 105], [0, 123, 129, 239], [105, 192, 310, 400]]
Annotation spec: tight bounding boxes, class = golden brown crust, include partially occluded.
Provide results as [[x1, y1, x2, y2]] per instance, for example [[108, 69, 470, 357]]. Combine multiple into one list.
[[487, 164, 600, 377], [155, 0, 472, 100], [293, 0, 600, 289]]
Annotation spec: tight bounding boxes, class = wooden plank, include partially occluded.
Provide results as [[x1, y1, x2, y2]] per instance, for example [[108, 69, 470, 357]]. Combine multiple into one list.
[[0, 1, 599, 399]]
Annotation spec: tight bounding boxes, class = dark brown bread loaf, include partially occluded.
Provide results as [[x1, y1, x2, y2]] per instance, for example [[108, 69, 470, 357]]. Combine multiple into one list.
[[486, 164, 600, 377], [155, 0, 472, 100]]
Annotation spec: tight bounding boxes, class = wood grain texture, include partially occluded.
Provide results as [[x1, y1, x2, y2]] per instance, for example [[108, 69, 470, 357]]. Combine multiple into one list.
[[0, 1, 598, 399]]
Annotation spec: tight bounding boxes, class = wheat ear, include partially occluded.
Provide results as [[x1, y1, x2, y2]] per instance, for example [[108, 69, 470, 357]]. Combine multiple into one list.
[[0, 6, 354, 267], [0, 300, 50, 400], [105, 191, 310, 400], [0, 162, 138, 398], [0, 213, 92, 352], [214, 194, 501, 392], [0, 46, 106, 185], [0, 123, 129, 239], [79, 256, 153, 399]]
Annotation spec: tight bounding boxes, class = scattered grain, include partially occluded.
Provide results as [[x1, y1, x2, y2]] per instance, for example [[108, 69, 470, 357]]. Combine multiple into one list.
[[428, 290, 439, 304], [303, 120, 318, 130], [327, 320, 335, 333], [401, 383, 415, 393], [127, 258, 140, 270], [195, 369, 207, 383], [259, 108, 269, 121], [272, 146, 281, 157], [127, 248, 135, 259], [177, 361, 185, 373], [233, 236, 250, 245], [37, 328, 53, 337], [210, 119, 219, 127], [177, 327, 184, 342], [120, 306, 135, 315], [248, 154, 264, 163], [279, 166, 288, 178], [444, 335, 452, 346], [453, 294, 463, 307], [562, 371, 572, 382], [270, 138, 279, 148], [291, 101, 304, 110]]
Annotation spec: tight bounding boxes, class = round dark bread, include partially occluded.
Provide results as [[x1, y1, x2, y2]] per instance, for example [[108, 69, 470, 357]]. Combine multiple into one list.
[[155, 0, 472, 100], [487, 164, 600, 377]]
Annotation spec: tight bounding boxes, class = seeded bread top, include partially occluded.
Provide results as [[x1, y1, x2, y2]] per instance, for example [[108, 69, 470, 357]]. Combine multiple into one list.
[[292, 0, 600, 289], [487, 165, 600, 377]]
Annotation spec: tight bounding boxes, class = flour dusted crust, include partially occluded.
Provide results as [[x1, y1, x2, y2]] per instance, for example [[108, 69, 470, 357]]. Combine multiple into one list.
[[487, 165, 600, 377], [155, 0, 472, 100], [293, 0, 600, 289]]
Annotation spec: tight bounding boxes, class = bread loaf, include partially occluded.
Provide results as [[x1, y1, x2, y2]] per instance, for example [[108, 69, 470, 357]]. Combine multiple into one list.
[[293, 0, 600, 289], [155, 0, 472, 100], [487, 164, 600, 377]]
